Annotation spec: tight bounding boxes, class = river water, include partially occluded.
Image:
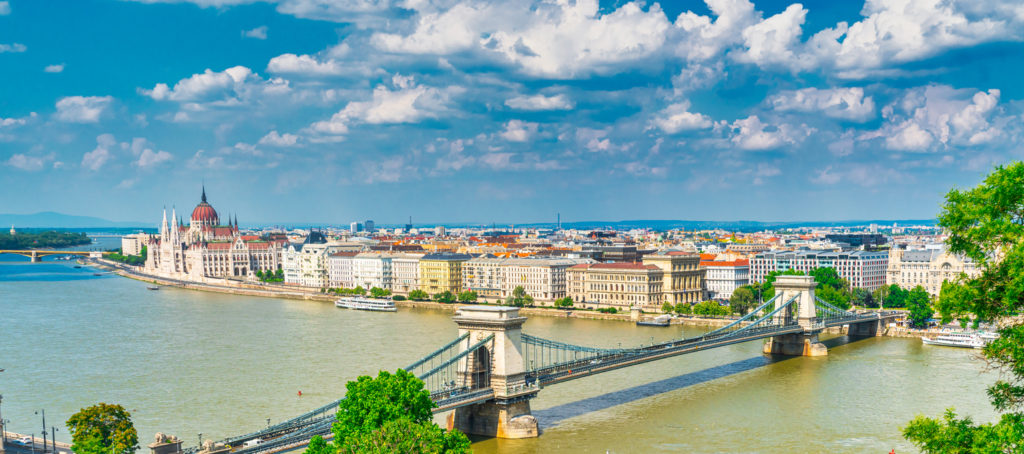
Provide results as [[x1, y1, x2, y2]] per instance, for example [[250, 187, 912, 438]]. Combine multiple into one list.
[[0, 244, 999, 453]]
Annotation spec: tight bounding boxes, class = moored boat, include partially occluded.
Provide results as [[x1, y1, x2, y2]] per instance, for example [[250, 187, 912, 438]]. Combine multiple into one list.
[[921, 332, 988, 349], [335, 296, 397, 312], [147, 286, 160, 290], [637, 314, 672, 327]]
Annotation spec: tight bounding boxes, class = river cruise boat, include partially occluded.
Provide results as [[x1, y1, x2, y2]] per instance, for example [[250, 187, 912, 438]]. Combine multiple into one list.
[[922, 332, 987, 349], [335, 296, 397, 312], [637, 314, 672, 327]]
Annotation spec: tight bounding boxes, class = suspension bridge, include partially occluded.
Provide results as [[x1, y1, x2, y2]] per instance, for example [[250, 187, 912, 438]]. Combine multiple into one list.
[[156, 275, 899, 454], [0, 249, 108, 262]]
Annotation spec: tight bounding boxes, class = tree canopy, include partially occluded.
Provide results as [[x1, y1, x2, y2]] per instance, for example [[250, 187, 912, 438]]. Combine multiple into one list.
[[433, 291, 456, 303], [905, 286, 934, 328], [319, 369, 470, 454], [66, 403, 139, 454], [408, 289, 429, 301], [729, 286, 756, 315], [903, 162, 1024, 452], [506, 286, 534, 307]]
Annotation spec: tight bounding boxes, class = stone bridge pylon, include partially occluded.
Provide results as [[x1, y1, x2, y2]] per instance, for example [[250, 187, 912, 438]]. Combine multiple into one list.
[[446, 306, 539, 439]]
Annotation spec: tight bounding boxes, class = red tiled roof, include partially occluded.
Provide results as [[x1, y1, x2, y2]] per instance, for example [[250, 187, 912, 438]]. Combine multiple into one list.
[[206, 242, 232, 250], [700, 259, 749, 267], [239, 235, 260, 241], [569, 262, 659, 271], [699, 253, 717, 260]]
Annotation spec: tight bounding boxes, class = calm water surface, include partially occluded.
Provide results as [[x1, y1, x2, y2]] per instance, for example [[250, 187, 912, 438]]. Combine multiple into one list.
[[0, 251, 998, 453]]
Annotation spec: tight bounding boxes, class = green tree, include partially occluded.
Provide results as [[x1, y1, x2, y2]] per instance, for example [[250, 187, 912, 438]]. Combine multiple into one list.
[[729, 286, 756, 315], [906, 286, 934, 328], [692, 301, 730, 316], [341, 418, 471, 454], [674, 302, 691, 315], [904, 162, 1024, 452], [369, 287, 391, 298], [872, 285, 890, 308], [456, 290, 478, 303], [333, 370, 435, 445], [661, 302, 674, 313], [352, 286, 367, 296], [506, 286, 534, 307], [883, 284, 909, 308], [850, 288, 874, 308], [304, 435, 332, 454], [809, 267, 845, 291], [66, 403, 139, 454], [408, 289, 429, 301], [433, 291, 456, 303], [816, 284, 851, 310], [554, 297, 573, 309]]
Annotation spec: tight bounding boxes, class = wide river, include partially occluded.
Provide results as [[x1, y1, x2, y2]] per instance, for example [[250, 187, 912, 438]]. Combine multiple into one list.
[[0, 245, 999, 453]]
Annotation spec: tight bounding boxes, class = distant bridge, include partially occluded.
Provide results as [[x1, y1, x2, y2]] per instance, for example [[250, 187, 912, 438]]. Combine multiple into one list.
[[167, 275, 899, 454], [0, 250, 110, 262]]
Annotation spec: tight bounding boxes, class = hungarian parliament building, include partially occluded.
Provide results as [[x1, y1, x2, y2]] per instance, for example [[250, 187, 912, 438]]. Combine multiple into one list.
[[144, 188, 284, 279]]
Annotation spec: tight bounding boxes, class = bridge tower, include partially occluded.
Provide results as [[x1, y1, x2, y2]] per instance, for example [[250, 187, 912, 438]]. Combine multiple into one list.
[[446, 306, 539, 439], [30, 251, 40, 263], [762, 275, 828, 356]]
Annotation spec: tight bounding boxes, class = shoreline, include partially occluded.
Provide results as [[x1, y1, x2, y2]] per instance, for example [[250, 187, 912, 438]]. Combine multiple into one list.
[[88, 258, 927, 336]]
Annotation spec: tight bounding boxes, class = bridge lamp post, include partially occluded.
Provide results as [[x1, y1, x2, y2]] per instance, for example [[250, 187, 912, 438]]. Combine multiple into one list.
[[34, 411, 45, 454], [49, 428, 56, 454], [198, 433, 202, 451]]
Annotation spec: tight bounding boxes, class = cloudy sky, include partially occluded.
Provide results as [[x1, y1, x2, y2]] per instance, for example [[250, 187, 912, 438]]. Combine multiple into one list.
[[1, 0, 1022, 225]]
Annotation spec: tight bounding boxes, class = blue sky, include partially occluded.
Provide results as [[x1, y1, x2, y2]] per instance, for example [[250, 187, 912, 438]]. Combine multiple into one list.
[[1, 0, 1023, 225]]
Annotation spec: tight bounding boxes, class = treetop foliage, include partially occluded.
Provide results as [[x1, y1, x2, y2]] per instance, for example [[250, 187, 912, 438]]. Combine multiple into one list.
[[66, 403, 139, 454]]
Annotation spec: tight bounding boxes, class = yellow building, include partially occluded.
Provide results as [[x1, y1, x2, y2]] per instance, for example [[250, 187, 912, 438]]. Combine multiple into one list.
[[418, 252, 472, 294], [642, 251, 704, 304]]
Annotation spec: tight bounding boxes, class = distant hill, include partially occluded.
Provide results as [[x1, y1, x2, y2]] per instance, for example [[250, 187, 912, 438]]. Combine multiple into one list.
[[0, 212, 146, 228], [511, 219, 939, 232]]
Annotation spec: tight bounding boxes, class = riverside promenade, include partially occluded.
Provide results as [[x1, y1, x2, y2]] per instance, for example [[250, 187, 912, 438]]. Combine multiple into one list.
[[86, 258, 909, 333]]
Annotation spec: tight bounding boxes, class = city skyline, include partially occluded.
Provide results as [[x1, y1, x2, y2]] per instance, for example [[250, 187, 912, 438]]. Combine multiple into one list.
[[2, 0, 1023, 223]]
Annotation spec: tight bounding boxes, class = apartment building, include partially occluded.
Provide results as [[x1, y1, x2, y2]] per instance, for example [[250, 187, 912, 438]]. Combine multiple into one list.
[[566, 262, 664, 312], [701, 258, 749, 300], [750, 250, 888, 291], [418, 252, 472, 293]]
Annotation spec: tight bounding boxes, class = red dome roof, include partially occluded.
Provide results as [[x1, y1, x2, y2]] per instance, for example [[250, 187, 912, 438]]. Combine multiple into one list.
[[191, 201, 219, 223]]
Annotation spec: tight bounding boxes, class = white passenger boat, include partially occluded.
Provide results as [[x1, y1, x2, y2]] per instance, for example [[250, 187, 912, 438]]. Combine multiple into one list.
[[921, 332, 987, 349], [334, 296, 397, 312]]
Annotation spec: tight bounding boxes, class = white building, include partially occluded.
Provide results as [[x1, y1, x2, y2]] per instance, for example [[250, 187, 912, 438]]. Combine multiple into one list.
[[352, 252, 394, 290], [328, 251, 359, 289], [121, 233, 150, 256], [461, 256, 591, 304], [887, 247, 980, 297], [391, 254, 422, 294], [750, 250, 888, 291], [282, 231, 335, 288], [501, 257, 580, 302], [701, 258, 749, 300]]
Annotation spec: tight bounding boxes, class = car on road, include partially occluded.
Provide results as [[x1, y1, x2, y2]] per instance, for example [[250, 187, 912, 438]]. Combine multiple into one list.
[[14, 436, 33, 446]]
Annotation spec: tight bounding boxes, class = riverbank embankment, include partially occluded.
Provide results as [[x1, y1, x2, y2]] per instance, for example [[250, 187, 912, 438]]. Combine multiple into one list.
[[90, 258, 918, 334]]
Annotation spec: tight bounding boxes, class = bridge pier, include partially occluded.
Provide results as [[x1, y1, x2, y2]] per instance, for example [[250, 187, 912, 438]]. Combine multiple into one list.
[[30, 251, 40, 263], [764, 275, 828, 357], [763, 332, 827, 356], [446, 306, 539, 439], [848, 317, 885, 336]]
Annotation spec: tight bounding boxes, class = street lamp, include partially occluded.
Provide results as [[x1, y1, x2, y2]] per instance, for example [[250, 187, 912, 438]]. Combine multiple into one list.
[[197, 433, 202, 451], [50, 428, 57, 454], [34, 411, 45, 454]]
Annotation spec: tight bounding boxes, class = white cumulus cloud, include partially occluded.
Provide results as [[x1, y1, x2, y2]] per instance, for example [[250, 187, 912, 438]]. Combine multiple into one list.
[[0, 2, 10, 15], [44, 63, 65, 73], [310, 74, 459, 135], [730, 115, 809, 150], [82, 134, 117, 171], [267, 53, 344, 76], [498, 120, 538, 142], [259, 130, 300, 146], [769, 87, 876, 122], [242, 25, 267, 39], [0, 43, 26, 53], [650, 101, 713, 134], [6, 153, 55, 171], [865, 85, 1003, 151], [505, 93, 574, 111], [55, 96, 113, 123]]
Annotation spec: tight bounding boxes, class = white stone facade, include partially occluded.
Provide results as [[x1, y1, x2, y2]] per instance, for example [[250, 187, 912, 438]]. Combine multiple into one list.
[[886, 247, 980, 297], [702, 259, 749, 300]]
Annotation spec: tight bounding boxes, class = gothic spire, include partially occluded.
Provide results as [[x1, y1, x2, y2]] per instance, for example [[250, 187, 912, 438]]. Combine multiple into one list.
[[201, 184, 207, 203]]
